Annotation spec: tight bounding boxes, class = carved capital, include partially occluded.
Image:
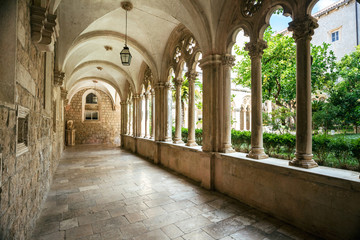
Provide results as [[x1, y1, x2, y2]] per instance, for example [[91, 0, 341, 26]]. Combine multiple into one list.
[[288, 16, 319, 42], [133, 94, 140, 99], [164, 82, 172, 89], [222, 54, 236, 67], [174, 78, 184, 87], [151, 89, 155, 95], [120, 101, 127, 106], [245, 40, 268, 58], [54, 70, 65, 87], [185, 71, 198, 82], [60, 87, 68, 100]]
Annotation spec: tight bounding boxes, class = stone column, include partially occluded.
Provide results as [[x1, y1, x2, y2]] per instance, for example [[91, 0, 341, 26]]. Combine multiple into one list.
[[222, 55, 235, 153], [128, 101, 132, 135], [240, 106, 245, 130], [132, 95, 139, 137], [173, 78, 184, 144], [144, 92, 150, 138], [185, 71, 198, 146], [150, 89, 155, 139], [245, 40, 268, 159], [164, 82, 173, 142], [120, 101, 127, 135], [288, 16, 319, 168], [154, 82, 164, 141], [139, 95, 145, 137], [199, 54, 222, 152]]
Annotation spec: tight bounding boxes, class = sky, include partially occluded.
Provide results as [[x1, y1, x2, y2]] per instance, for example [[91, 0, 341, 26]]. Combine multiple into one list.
[[270, 0, 340, 32]]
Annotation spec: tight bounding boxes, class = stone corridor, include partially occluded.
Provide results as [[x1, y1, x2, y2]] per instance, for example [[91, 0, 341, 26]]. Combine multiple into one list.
[[32, 145, 320, 240]]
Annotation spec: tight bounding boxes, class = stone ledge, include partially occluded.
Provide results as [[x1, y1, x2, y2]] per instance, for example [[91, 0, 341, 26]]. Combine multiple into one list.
[[221, 152, 360, 191]]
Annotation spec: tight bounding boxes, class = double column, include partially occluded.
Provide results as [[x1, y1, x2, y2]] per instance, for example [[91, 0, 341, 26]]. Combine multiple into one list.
[[185, 71, 198, 146], [144, 92, 150, 138], [120, 101, 128, 135], [199, 54, 234, 152], [150, 89, 155, 139], [288, 16, 318, 168], [173, 78, 184, 144], [132, 95, 139, 137], [245, 40, 268, 159]]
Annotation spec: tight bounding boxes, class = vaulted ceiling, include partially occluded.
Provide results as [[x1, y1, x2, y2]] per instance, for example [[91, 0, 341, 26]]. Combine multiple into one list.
[[56, 0, 226, 101]]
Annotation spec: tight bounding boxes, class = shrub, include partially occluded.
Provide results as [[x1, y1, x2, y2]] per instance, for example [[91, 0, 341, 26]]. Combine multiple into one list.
[[313, 134, 331, 165], [351, 138, 360, 170], [329, 137, 352, 168]]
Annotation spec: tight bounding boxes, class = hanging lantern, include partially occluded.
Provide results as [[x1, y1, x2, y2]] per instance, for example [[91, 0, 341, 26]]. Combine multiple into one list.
[[120, 2, 132, 66]]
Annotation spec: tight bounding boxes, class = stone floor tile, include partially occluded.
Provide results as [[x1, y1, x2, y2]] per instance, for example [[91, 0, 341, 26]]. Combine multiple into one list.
[[175, 215, 212, 234], [143, 210, 191, 231], [36, 230, 65, 240], [202, 215, 246, 239], [182, 230, 215, 240], [92, 216, 129, 234], [133, 229, 170, 240], [162, 199, 195, 212], [109, 206, 127, 218], [65, 224, 93, 240], [119, 222, 147, 239], [124, 211, 147, 223], [32, 145, 319, 240], [33, 221, 59, 236], [78, 210, 111, 225], [230, 226, 267, 240], [161, 224, 184, 239], [143, 206, 167, 218], [202, 209, 235, 223], [60, 217, 78, 230]]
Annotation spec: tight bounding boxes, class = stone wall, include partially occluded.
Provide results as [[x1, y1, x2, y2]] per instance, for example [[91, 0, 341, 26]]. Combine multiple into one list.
[[0, 0, 64, 239], [65, 89, 121, 145]]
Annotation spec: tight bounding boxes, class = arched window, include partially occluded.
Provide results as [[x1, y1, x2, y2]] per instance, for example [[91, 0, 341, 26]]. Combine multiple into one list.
[[86, 93, 98, 104], [83, 91, 100, 121]]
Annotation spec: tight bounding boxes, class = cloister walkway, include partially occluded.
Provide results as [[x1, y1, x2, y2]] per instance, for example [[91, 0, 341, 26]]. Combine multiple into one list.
[[32, 145, 320, 240]]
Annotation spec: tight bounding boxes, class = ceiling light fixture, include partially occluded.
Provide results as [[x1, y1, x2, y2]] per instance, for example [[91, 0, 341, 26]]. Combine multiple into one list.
[[120, 1, 133, 66]]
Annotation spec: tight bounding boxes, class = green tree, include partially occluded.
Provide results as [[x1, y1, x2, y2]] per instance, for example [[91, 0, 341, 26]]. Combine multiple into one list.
[[333, 45, 360, 133], [234, 27, 337, 110], [233, 27, 337, 130]]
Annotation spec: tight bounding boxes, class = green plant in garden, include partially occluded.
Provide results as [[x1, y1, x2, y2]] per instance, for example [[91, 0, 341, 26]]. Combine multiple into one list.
[[313, 134, 331, 165]]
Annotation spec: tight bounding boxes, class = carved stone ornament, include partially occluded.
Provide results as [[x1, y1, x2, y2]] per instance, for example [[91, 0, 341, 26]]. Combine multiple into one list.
[[66, 120, 74, 130], [242, 0, 264, 18], [245, 39, 268, 58], [54, 70, 65, 86], [174, 78, 184, 87], [222, 55, 236, 67], [185, 72, 198, 82], [288, 16, 319, 41], [60, 87, 68, 100], [164, 81, 172, 89], [31, 5, 57, 50]]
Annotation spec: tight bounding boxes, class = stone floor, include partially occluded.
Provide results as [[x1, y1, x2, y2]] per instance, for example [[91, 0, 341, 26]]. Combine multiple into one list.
[[32, 145, 321, 240]]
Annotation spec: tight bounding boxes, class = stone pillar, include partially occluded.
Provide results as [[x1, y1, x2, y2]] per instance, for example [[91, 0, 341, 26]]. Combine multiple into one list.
[[222, 55, 235, 153], [144, 92, 150, 138], [154, 82, 164, 141], [128, 101, 132, 135], [132, 95, 139, 137], [185, 71, 198, 146], [164, 82, 173, 142], [173, 78, 184, 144], [240, 106, 245, 130], [245, 40, 268, 159], [288, 16, 319, 168], [120, 101, 128, 135], [138, 94, 144, 137], [246, 106, 251, 130], [150, 89, 155, 139], [199, 54, 222, 152]]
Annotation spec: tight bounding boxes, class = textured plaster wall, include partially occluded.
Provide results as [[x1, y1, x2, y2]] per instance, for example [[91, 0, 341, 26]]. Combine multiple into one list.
[[312, 0, 359, 60], [65, 89, 121, 145], [0, 0, 64, 239]]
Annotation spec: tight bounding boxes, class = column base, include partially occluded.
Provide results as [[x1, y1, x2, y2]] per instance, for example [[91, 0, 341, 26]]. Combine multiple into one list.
[[186, 140, 198, 147], [289, 153, 318, 168], [247, 148, 268, 159], [173, 138, 184, 144], [222, 144, 235, 153], [164, 137, 172, 142]]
